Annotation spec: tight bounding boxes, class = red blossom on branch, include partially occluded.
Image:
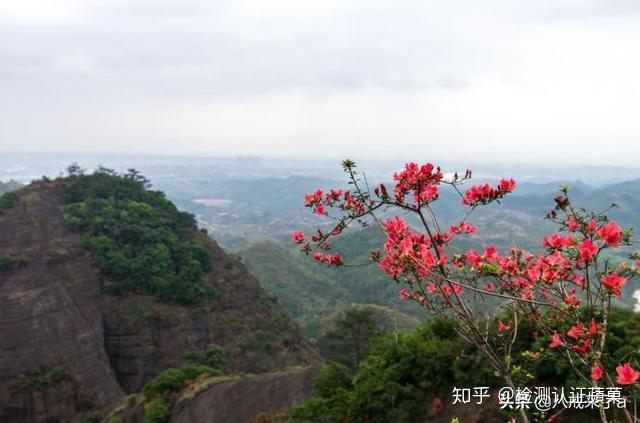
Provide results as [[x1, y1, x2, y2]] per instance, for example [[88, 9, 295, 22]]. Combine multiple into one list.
[[567, 214, 579, 231], [392, 162, 443, 204], [295, 160, 637, 422], [597, 221, 622, 247], [601, 272, 627, 296], [450, 221, 477, 235], [542, 234, 574, 249], [591, 365, 603, 381], [616, 363, 640, 385], [578, 239, 599, 263], [549, 333, 564, 348], [462, 178, 516, 206], [291, 231, 305, 243], [498, 320, 513, 332]]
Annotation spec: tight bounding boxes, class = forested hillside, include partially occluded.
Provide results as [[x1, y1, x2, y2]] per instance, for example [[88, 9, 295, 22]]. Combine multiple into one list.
[[0, 170, 318, 422]]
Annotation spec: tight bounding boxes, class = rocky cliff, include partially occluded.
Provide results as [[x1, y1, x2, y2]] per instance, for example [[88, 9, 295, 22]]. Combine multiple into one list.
[[171, 367, 319, 423], [0, 180, 318, 422]]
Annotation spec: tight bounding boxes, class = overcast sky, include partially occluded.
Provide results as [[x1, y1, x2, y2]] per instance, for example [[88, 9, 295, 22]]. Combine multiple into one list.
[[1, 0, 640, 164]]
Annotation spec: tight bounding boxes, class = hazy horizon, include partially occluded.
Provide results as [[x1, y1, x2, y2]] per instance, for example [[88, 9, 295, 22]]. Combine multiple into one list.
[[1, 151, 639, 187]]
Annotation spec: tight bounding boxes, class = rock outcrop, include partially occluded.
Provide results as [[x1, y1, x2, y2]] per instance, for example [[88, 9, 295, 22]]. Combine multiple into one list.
[[0, 182, 318, 422], [171, 367, 319, 423]]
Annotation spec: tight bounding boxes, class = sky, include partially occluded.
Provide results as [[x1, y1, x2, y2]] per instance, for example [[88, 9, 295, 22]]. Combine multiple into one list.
[[1, 0, 640, 164]]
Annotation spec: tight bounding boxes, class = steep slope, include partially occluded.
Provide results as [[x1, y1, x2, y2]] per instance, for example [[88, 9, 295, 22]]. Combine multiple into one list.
[[0, 178, 318, 422], [0, 182, 123, 421], [318, 304, 420, 335], [240, 238, 424, 337], [102, 235, 318, 392], [239, 219, 550, 338]]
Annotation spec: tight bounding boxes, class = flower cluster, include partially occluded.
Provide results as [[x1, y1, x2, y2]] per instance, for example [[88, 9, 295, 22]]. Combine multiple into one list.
[[303, 189, 327, 215], [601, 272, 627, 296], [615, 363, 640, 385], [373, 216, 484, 303], [391, 162, 443, 204], [304, 188, 368, 216], [314, 251, 344, 266], [591, 363, 640, 385], [548, 318, 600, 356], [463, 178, 516, 206], [598, 222, 623, 247], [377, 216, 440, 280], [450, 221, 477, 235]]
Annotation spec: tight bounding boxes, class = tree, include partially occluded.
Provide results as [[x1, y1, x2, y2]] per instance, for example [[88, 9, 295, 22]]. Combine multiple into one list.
[[66, 162, 85, 176], [291, 318, 496, 422], [125, 168, 151, 188], [62, 169, 213, 304], [293, 160, 639, 422], [321, 306, 382, 371]]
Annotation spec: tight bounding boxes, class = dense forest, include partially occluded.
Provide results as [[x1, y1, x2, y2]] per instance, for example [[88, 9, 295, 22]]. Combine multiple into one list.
[[292, 307, 640, 422], [62, 167, 214, 304]]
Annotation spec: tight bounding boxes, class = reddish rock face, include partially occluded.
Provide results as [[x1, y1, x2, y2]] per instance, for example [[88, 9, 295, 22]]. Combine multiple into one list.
[[171, 367, 320, 423], [101, 252, 318, 394], [0, 183, 123, 421], [0, 182, 318, 422]]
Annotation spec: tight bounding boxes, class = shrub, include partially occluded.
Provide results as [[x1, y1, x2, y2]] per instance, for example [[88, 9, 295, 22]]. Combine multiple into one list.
[[143, 363, 217, 400], [0, 255, 28, 272], [183, 344, 228, 372], [127, 395, 137, 407], [143, 368, 188, 400], [144, 398, 172, 423], [141, 361, 219, 423], [8, 367, 70, 395], [43, 240, 73, 264], [0, 191, 18, 210]]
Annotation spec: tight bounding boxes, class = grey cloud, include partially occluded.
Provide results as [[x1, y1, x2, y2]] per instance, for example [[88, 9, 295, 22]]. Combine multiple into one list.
[[0, 0, 480, 105], [1, 0, 640, 162]]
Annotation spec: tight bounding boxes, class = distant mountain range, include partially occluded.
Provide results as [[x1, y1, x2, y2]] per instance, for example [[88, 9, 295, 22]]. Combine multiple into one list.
[[168, 174, 640, 253], [233, 176, 640, 335], [0, 180, 22, 195]]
